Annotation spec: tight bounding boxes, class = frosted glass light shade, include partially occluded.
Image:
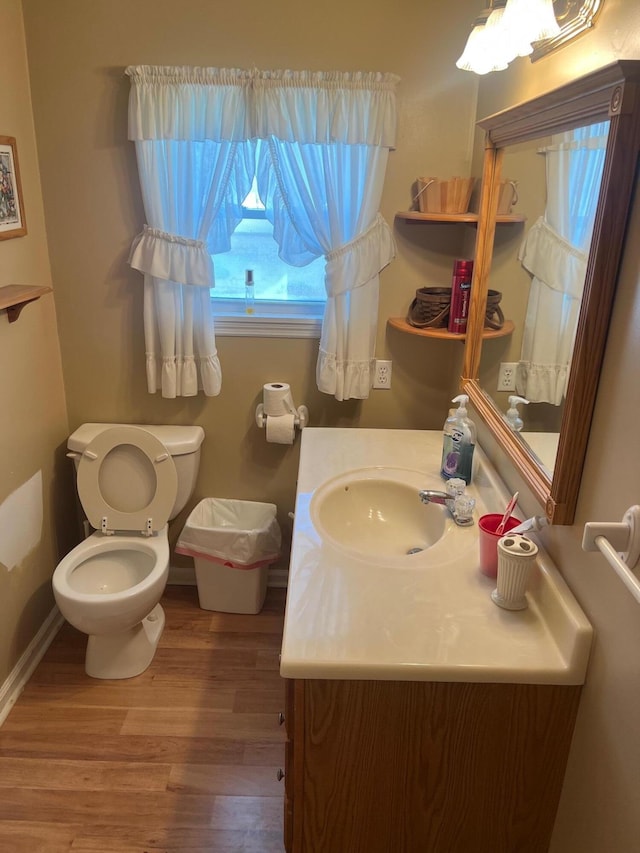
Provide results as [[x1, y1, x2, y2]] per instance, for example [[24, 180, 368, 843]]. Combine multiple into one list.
[[502, 0, 560, 45], [456, 18, 490, 73], [456, 10, 511, 75], [456, 0, 559, 75], [483, 6, 518, 68]]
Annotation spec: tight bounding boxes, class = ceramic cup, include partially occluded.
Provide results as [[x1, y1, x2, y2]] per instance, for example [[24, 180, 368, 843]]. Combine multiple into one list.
[[478, 513, 522, 578], [496, 180, 519, 215]]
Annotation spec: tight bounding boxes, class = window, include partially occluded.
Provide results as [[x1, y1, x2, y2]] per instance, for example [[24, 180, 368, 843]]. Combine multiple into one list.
[[211, 180, 325, 337]]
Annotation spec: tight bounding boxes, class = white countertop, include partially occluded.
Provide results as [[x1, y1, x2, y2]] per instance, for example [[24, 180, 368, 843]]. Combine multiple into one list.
[[521, 431, 560, 477], [280, 428, 592, 685]]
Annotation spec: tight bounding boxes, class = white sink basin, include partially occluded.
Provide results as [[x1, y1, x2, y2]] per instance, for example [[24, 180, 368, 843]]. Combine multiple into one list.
[[310, 466, 447, 559]]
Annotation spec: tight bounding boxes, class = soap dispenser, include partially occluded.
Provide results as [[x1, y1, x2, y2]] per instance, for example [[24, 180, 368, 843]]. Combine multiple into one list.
[[441, 394, 476, 485], [503, 395, 529, 432]]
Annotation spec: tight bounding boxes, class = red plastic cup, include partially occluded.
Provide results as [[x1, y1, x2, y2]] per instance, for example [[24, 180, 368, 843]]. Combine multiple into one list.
[[478, 514, 522, 578]]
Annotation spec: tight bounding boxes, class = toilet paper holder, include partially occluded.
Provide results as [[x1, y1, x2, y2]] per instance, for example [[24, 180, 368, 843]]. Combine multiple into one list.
[[255, 403, 309, 431]]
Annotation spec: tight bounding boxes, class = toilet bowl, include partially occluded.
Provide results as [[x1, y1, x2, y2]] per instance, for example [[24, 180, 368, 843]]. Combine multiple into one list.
[[52, 423, 204, 679], [53, 531, 170, 678]]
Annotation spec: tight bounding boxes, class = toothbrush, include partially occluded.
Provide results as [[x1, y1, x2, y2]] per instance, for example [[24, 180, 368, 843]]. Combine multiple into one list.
[[496, 491, 519, 536]]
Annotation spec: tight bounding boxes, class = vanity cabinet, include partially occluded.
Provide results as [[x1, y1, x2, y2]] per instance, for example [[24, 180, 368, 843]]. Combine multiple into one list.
[[283, 677, 580, 853]]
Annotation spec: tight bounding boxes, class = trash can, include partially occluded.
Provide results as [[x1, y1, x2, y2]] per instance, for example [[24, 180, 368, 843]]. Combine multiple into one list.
[[175, 498, 281, 614]]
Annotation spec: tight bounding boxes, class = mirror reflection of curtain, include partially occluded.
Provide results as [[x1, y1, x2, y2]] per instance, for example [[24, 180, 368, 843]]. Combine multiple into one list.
[[516, 122, 609, 405]]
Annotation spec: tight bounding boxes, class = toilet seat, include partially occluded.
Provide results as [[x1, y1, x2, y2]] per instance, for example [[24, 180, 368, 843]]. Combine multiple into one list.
[[77, 426, 178, 535]]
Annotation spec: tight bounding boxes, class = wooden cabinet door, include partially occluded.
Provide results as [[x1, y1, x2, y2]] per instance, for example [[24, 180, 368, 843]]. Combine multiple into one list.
[[297, 679, 580, 853]]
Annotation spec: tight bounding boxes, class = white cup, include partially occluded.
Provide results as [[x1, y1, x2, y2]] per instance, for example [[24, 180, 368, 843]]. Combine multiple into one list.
[[491, 534, 539, 611]]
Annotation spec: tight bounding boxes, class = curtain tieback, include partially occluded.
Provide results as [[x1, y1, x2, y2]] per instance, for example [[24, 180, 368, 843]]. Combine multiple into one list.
[[324, 213, 396, 298], [129, 224, 214, 287]]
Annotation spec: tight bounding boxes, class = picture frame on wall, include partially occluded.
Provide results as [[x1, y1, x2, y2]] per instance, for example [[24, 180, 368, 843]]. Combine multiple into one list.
[[0, 136, 27, 240]]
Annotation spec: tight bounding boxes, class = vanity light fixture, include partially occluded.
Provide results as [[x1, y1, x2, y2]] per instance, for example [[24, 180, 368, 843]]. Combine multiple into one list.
[[456, 0, 560, 75]]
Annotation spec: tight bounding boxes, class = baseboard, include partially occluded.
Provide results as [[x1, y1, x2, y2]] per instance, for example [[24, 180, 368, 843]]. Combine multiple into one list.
[[0, 605, 64, 727], [168, 564, 197, 585], [267, 566, 289, 588], [168, 564, 288, 588]]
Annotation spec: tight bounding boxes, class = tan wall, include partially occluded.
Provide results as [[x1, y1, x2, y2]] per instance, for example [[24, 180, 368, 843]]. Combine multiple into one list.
[[14, 1, 640, 847], [0, 0, 72, 684], [473, 4, 640, 851], [20, 0, 480, 562]]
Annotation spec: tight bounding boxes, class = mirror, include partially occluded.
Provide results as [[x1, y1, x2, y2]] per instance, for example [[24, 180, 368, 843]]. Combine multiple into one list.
[[479, 121, 609, 475], [462, 61, 640, 524]]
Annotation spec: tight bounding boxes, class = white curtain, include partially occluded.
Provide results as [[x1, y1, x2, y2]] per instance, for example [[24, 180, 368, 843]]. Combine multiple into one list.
[[516, 123, 608, 404], [126, 66, 398, 400], [253, 70, 398, 400], [126, 66, 254, 398]]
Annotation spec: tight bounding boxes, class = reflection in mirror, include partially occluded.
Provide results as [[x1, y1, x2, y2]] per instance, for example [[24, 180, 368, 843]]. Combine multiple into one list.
[[479, 120, 609, 478], [462, 61, 640, 524]]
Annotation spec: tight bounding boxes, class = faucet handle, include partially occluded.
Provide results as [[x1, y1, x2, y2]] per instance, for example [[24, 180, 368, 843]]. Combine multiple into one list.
[[445, 478, 467, 497], [453, 494, 476, 525]]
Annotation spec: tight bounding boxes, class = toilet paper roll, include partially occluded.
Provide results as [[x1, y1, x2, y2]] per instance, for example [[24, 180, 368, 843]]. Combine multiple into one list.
[[263, 383, 297, 417], [266, 413, 296, 445]]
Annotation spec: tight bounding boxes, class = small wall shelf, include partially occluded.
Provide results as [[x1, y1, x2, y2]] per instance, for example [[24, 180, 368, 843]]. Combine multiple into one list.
[[395, 211, 526, 225], [388, 317, 515, 341], [0, 285, 52, 323]]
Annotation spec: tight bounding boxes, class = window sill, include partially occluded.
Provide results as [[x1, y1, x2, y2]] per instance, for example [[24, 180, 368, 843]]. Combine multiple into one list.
[[214, 314, 322, 339]]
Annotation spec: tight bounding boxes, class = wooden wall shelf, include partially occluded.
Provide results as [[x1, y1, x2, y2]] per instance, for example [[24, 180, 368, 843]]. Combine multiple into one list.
[[0, 285, 52, 323], [396, 211, 526, 225], [388, 317, 514, 341]]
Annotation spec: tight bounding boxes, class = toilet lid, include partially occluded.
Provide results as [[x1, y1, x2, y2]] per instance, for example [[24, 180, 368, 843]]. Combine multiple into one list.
[[76, 426, 178, 535]]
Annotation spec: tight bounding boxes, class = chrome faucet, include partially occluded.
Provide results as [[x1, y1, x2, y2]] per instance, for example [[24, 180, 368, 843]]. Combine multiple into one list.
[[419, 483, 475, 527]]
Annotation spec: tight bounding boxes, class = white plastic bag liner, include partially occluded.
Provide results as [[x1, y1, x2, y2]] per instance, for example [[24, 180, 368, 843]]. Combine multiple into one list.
[[175, 498, 281, 568]]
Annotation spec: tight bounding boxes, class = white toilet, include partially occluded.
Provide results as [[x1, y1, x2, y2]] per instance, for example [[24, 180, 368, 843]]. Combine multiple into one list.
[[52, 423, 204, 679]]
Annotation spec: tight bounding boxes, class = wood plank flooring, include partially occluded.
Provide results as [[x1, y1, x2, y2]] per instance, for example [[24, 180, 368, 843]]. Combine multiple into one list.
[[0, 586, 287, 852]]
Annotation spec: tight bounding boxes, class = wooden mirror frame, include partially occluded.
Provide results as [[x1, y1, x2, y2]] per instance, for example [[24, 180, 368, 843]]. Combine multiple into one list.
[[461, 61, 640, 524]]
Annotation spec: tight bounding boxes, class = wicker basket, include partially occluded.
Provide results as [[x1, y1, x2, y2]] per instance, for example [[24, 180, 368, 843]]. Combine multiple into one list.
[[415, 177, 475, 214], [406, 287, 451, 328], [407, 287, 504, 330], [485, 289, 504, 330]]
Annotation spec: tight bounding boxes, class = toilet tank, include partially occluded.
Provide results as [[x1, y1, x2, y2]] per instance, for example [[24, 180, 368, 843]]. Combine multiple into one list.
[[67, 423, 205, 520]]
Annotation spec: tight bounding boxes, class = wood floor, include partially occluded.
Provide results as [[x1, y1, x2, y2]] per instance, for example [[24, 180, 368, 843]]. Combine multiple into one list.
[[0, 585, 287, 853]]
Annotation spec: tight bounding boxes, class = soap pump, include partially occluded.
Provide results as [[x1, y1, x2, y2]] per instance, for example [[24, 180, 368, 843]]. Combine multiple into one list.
[[503, 395, 529, 432], [441, 394, 476, 485]]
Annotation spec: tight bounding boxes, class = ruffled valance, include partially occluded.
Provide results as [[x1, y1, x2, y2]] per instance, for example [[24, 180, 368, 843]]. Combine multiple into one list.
[[518, 216, 587, 300], [252, 70, 399, 147], [325, 214, 396, 297], [125, 65, 399, 148], [126, 66, 252, 141], [129, 225, 214, 286]]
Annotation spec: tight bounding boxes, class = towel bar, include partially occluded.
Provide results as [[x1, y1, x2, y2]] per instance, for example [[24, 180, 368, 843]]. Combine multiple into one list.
[[582, 506, 640, 603]]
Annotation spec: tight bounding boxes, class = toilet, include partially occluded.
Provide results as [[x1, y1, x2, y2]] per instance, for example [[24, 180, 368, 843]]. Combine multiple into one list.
[[52, 423, 204, 679]]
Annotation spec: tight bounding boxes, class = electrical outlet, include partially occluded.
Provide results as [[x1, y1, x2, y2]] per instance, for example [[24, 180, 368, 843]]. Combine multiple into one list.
[[497, 362, 518, 391], [373, 359, 393, 389]]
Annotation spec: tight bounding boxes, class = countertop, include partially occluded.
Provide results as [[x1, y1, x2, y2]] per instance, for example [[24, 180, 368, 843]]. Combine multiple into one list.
[[280, 428, 592, 685]]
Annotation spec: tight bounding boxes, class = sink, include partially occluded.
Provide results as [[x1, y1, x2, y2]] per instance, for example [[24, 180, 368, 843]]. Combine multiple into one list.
[[309, 467, 447, 559]]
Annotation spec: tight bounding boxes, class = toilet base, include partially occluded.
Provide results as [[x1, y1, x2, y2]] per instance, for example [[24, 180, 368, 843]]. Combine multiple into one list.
[[84, 603, 165, 679]]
